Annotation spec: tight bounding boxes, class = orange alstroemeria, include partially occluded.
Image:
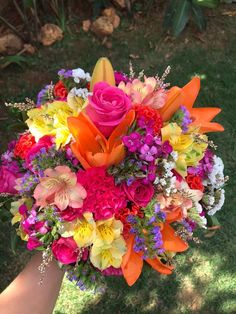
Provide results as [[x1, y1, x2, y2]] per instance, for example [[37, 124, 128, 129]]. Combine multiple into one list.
[[67, 110, 135, 169], [122, 223, 188, 286], [159, 77, 224, 133]]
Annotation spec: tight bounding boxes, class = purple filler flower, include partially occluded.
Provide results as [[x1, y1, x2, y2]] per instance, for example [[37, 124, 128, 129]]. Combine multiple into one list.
[[36, 84, 51, 106], [58, 69, 73, 78], [179, 105, 192, 132]]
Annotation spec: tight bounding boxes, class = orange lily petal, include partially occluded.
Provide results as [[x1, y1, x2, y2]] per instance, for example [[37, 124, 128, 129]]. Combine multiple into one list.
[[146, 257, 174, 275], [161, 223, 188, 252], [181, 76, 200, 110], [159, 77, 224, 133], [159, 87, 183, 121], [108, 110, 135, 149], [166, 207, 183, 223], [191, 108, 224, 133], [121, 235, 143, 286], [68, 111, 134, 169]]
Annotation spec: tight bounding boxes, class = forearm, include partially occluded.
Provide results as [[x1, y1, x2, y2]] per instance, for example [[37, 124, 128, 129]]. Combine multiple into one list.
[[0, 252, 65, 314]]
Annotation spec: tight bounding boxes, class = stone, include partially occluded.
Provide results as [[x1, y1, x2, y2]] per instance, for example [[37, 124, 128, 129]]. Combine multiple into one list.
[[91, 17, 114, 37], [0, 33, 23, 55], [40, 24, 63, 46], [23, 44, 36, 54], [102, 7, 120, 29]]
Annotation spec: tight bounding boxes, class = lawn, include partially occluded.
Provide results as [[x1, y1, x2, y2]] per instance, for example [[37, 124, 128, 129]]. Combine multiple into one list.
[[0, 5, 236, 314]]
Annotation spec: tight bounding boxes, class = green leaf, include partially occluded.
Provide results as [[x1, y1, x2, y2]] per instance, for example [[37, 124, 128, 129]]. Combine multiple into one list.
[[10, 232, 19, 254], [192, 3, 206, 32], [193, 0, 220, 9], [172, 0, 191, 37], [0, 55, 28, 69], [206, 214, 221, 227], [163, 0, 178, 29]]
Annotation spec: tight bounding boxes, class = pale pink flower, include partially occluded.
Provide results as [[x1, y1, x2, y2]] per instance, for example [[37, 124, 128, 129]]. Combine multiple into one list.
[[157, 180, 203, 218], [34, 165, 87, 211], [118, 77, 167, 109]]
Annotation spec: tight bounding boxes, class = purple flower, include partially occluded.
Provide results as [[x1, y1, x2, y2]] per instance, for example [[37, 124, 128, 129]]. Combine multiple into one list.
[[162, 141, 173, 157], [179, 105, 192, 132], [58, 69, 73, 78], [188, 149, 214, 178], [140, 144, 158, 162], [122, 132, 142, 153], [36, 84, 51, 106], [154, 204, 161, 214]]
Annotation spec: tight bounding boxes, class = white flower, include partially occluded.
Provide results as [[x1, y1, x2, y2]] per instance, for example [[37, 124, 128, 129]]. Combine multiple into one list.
[[170, 151, 178, 161], [208, 189, 225, 216], [72, 68, 86, 79], [72, 68, 91, 84], [208, 156, 225, 189], [160, 178, 167, 186]]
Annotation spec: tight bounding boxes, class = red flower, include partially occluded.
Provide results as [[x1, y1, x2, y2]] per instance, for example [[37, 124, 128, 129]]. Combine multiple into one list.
[[115, 205, 143, 239], [14, 133, 36, 159], [54, 80, 68, 99], [186, 174, 204, 192], [134, 104, 163, 134]]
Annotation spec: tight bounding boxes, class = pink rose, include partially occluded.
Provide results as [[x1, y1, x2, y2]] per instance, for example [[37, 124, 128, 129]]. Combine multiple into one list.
[[26, 135, 53, 167], [123, 180, 154, 207], [0, 165, 21, 194], [52, 237, 78, 265], [86, 82, 132, 137]]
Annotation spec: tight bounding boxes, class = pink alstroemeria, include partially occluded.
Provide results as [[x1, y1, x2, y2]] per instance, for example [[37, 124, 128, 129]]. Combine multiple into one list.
[[34, 165, 87, 211], [118, 77, 167, 109]]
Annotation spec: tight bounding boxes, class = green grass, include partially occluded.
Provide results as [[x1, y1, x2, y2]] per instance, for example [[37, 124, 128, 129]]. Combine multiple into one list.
[[0, 6, 236, 313]]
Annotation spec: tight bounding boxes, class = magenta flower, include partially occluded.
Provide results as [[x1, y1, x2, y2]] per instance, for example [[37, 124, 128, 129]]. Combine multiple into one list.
[[77, 167, 127, 220], [27, 237, 42, 250], [123, 179, 154, 207], [52, 237, 79, 264], [0, 165, 21, 194], [86, 82, 132, 137]]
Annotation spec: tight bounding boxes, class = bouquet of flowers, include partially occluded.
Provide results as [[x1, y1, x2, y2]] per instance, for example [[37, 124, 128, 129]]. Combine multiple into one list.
[[0, 57, 227, 289]]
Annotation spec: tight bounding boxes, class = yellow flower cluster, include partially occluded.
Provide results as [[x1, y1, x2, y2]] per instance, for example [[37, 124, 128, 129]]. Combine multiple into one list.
[[60, 212, 126, 270], [26, 100, 85, 149], [161, 123, 208, 176]]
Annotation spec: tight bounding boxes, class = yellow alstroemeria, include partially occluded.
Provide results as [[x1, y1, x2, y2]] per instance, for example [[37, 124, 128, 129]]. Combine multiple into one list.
[[95, 218, 123, 246], [161, 123, 208, 177], [90, 237, 126, 270], [61, 212, 96, 248], [161, 123, 193, 152], [26, 100, 85, 148]]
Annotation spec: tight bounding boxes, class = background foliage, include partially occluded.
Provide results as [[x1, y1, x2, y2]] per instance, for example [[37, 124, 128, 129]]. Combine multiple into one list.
[[0, 1, 236, 313]]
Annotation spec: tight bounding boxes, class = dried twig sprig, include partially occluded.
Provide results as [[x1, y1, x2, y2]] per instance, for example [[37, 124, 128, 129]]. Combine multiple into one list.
[[129, 61, 135, 79], [5, 98, 36, 111], [47, 82, 55, 101], [155, 65, 171, 89], [194, 134, 218, 150], [38, 246, 53, 286], [0, 192, 12, 197]]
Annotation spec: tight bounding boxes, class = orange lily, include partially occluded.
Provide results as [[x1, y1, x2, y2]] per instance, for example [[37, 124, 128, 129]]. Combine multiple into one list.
[[67, 110, 135, 169], [159, 77, 224, 133], [121, 223, 188, 286]]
